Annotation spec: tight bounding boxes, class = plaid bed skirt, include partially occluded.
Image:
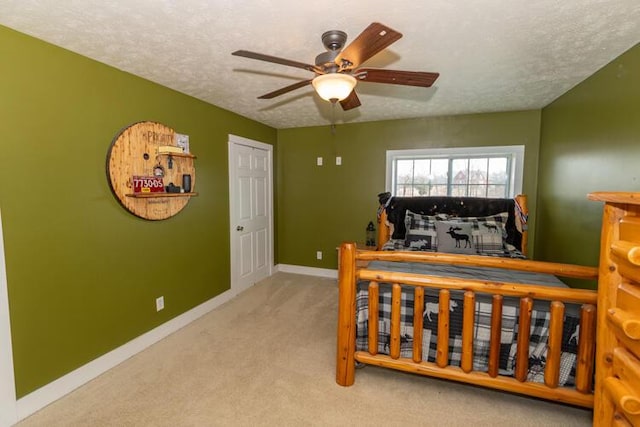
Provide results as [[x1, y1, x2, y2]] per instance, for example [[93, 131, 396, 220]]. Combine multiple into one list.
[[355, 282, 581, 386]]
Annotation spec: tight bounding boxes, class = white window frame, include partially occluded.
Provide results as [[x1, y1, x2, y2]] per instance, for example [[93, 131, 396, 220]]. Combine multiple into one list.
[[385, 145, 524, 197]]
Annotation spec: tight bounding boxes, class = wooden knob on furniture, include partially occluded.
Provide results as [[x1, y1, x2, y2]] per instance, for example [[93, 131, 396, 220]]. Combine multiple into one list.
[[623, 318, 640, 340], [605, 377, 640, 416], [620, 395, 640, 416], [608, 308, 640, 340]]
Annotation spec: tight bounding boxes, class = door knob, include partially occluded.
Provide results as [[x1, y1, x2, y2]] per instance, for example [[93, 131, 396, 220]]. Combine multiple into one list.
[[236, 226, 244, 231]]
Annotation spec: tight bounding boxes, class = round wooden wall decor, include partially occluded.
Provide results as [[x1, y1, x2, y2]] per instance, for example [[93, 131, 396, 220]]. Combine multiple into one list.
[[106, 121, 197, 220]]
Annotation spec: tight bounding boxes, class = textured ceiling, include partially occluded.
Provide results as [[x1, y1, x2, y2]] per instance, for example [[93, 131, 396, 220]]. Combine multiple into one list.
[[1, 1, 639, 129]]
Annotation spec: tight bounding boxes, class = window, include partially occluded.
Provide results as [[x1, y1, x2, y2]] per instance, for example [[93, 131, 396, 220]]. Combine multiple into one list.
[[386, 146, 524, 198]]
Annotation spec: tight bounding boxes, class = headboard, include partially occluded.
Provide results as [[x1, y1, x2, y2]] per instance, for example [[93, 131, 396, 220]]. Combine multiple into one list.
[[377, 193, 528, 255]]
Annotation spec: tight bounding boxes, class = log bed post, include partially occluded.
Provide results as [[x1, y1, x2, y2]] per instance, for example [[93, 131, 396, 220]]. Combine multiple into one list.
[[436, 289, 451, 368], [368, 283, 379, 355], [390, 284, 402, 359], [515, 194, 528, 256], [544, 301, 565, 388], [413, 287, 425, 363], [575, 304, 597, 393], [377, 209, 390, 250], [461, 291, 476, 373], [515, 297, 533, 382], [336, 242, 357, 386], [487, 295, 503, 378]]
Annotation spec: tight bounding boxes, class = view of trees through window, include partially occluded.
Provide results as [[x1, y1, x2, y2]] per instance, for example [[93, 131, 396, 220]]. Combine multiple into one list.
[[394, 156, 511, 197]]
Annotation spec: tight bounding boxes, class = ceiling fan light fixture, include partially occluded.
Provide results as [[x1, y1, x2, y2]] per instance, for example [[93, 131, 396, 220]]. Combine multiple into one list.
[[312, 73, 357, 102]]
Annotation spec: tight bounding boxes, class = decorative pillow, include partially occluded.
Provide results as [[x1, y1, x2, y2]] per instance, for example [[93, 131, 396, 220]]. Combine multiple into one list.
[[404, 211, 448, 251], [381, 239, 401, 251], [473, 228, 506, 255], [435, 221, 476, 254], [447, 212, 509, 255]]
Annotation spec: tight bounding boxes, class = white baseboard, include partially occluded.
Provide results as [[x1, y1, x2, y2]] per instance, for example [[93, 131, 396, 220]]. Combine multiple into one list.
[[14, 287, 240, 424], [276, 264, 338, 279]]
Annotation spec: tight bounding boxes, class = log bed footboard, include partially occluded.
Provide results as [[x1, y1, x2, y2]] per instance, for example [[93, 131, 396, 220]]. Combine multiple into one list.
[[336, 242, 599, 408]]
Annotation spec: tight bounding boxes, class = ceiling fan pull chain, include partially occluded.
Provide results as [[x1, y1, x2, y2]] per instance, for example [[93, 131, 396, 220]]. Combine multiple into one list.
[[331, 102, 337, 135]]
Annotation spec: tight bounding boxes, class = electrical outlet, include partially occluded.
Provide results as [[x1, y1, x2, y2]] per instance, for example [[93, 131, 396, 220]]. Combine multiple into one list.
[[156, 296, 164, 312], [316, 251, 323, 260], [316, 157, 323, 166]]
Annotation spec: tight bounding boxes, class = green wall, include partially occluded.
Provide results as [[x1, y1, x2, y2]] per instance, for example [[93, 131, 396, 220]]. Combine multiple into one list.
[[0, 25, 276, 397], [276, 110, 543, 268], [537, 43, 640, 279]]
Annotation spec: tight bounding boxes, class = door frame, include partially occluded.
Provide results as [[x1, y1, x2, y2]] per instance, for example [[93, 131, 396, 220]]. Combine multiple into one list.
[[0, 210, 17, 426], [227, 134, 274, 290]]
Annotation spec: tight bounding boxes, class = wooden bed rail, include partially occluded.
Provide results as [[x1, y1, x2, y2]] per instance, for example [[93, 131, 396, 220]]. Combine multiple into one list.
[[336, 242, 598, 408], [358, 250, 599, 281], [358, 269, 598, 303]]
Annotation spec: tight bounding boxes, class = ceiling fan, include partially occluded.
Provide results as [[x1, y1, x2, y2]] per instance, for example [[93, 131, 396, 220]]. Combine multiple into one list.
[[231, 22, 439, 111]]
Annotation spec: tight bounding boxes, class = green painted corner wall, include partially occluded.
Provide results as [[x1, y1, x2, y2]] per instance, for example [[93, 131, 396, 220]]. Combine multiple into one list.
[[537, 42, 640, 284], [276, 110, 542, 269], [0, 25, 276, 397]]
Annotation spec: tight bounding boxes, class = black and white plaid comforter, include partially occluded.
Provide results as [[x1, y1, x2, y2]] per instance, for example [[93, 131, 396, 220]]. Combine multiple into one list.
[[355, 261, 582, 386]]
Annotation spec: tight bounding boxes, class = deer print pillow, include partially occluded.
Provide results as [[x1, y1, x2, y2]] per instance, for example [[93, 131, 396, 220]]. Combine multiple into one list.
[[403, 210, 448, 251], [447, 212, 509, 255], [435, 221, 476, 254]]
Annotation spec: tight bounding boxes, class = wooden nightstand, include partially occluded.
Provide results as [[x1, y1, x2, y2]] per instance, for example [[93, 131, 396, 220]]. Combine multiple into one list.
[[337, 243, 377, 270], [355, 243, 377, 251]]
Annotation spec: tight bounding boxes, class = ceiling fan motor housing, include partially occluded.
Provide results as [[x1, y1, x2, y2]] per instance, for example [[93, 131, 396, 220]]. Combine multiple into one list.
[[315, 30, 347, 71], [321, 30, 347, 51], [315, 51, 339, 69]]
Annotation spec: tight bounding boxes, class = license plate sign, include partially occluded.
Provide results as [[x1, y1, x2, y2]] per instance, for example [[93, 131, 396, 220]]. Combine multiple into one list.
[[133, 176, 165, 193]]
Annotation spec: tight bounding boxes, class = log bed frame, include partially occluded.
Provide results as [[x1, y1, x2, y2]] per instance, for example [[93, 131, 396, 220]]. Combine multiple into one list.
[[336, 195, 600, 408]]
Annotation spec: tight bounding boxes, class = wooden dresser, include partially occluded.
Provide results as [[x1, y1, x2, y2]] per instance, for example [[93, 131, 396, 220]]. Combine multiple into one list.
[[589, 192, 640, 426]]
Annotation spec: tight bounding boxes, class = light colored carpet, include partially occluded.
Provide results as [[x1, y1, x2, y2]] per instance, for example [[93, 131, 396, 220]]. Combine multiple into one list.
[[17, 273, 592, 426]]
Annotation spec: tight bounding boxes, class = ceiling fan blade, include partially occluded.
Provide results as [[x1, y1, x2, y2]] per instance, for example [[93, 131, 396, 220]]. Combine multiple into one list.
[[335, 23, 402, 70], [355, 68, 439, 87], [232, 50, 321, 73], [339, 91, 361, 111], [257, 79, 313, 99]]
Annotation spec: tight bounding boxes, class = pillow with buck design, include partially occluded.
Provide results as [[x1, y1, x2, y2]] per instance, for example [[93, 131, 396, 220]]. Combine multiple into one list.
[[435, 221, 475, 255]]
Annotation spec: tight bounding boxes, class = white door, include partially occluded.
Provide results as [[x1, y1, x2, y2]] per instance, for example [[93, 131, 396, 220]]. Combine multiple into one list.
[[228, 135, 273, 292]]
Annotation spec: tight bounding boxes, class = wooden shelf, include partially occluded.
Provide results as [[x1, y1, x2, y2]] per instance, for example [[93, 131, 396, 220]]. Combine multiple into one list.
[[157, 152, 196, 159], [106, 121, 197, 220], [126, 192, 198, 198]]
